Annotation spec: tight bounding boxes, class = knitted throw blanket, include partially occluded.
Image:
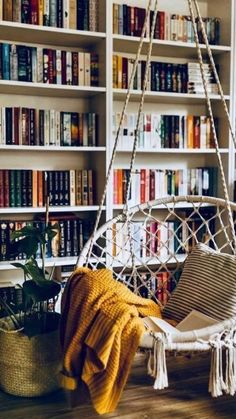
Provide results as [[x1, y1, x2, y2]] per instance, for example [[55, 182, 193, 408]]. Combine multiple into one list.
[[60, 267, 161, 414]]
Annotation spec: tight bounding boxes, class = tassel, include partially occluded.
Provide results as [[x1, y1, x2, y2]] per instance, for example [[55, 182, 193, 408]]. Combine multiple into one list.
[[152, 333, 168, 390], [224, 330, 236, 396], [147, 349, 153, 376], [209, 336, 226, 397]]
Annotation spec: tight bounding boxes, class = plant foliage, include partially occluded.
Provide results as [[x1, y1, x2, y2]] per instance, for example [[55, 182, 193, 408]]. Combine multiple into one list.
[[1, 204, 61, 336]]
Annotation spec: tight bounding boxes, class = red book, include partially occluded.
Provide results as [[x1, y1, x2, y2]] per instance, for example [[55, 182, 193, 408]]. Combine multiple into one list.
[[159, 11, 165, 40], [113, 169, 118, 204], [3, 170, 10, 208], [117, 169, 123, 204], [193, 116, 200, 148], [48, 49, 54, 84], [30, 0, 38, 24], [134, 7, 139, 36], [72, 52, 78, 86], [13, 107, 20, 145], [0, 170, 4, 207], [149, 169, 155, 201], [150, 221, 158, 254], [140, 169, 146, 204], [61, 51, 67, 85], [122, 57, 128, 89], [37, 171, 44, 207], [130, 6, 135, 36]]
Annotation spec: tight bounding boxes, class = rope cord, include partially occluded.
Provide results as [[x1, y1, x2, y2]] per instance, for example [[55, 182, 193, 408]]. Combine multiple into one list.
[[188, 0, 236, 252], [78, 0, 236, 267], [193, 0, 236, 148], [80, 0, 153, 266], [124, 0, 159, 274]]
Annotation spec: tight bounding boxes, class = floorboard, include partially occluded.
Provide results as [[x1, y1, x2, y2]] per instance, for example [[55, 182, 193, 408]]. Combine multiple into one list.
[[0, 353, 235, 419]]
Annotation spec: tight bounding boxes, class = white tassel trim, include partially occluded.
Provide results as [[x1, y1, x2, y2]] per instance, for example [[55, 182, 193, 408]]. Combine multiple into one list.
[[147, 332, 169, 390], [209, 329, 236, 397], [208, 336, 226, 397]]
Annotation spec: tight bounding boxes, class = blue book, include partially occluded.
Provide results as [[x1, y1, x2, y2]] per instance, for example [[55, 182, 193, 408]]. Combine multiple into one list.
[[2, 43, 10, 80]]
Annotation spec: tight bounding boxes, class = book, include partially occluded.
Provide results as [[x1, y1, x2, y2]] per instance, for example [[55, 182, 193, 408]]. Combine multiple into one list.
[[143, 309, 218, 336]]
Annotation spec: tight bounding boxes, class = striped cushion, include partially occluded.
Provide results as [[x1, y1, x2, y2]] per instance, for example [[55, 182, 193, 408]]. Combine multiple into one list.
[[163, 243, 236, 322]]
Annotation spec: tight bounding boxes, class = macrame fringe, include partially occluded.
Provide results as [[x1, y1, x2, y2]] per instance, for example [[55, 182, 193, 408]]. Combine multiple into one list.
[[224, 330, 236, 396], [209, 330, 236, 397], [208, 337, 226, 397], [147, 333, 168, 390]]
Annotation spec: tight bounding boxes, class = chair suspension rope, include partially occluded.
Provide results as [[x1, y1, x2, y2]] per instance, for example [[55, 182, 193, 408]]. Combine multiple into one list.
[[188, 0, 236, 252], [124, 0, 159, 275], [193, 0, 236, 148], [81, 0, 153, 265]]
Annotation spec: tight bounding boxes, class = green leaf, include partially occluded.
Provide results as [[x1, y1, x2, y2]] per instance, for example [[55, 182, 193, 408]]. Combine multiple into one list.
[[11, 225, 37, 239], [23, 260, 46, 284], [11, 236, 39, 258], [11, 262, 26, 270], [23, 280, 61, 303]]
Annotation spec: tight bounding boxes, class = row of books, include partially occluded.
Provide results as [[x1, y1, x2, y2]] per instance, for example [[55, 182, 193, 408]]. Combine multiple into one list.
[[188, 62, 218, 95], [2, 0, 99, 31], [0, 43, 99, 86], [119, 272, 176, 304], [0, 169, 95, 208], [113, 4, 220, 45], [0, 282, 23, 317], [0, 107, 98, 147], [112, 216, 214, 260], [113, 168, 218, 205], [113, 112, 217, 150], [0, 216, 94, 261], [113, 56, 218, 94]]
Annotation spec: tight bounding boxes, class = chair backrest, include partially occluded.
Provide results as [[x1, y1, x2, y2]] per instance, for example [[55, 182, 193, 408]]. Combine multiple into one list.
[[78, 195, 236, 307]]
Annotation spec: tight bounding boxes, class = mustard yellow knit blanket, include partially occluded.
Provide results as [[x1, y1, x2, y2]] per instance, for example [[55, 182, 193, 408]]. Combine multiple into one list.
[[60, 267, 161, 414]]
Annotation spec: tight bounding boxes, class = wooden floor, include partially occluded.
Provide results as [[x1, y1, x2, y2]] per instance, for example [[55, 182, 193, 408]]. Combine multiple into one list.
[[0, 353, 236, 419]]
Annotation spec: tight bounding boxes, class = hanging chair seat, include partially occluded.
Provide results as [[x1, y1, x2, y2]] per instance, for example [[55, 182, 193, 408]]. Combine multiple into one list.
[[78, 195, 236, 397]]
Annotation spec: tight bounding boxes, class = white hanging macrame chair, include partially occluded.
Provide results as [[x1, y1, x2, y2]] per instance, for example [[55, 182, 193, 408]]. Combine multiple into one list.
[[77, 0, 236, 397]]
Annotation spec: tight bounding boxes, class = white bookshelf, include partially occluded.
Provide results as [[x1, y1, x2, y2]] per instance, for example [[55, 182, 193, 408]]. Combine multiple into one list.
[[111, 0, 235, 212], [0, 2, 108, 280], [0, 0, 235, 281]]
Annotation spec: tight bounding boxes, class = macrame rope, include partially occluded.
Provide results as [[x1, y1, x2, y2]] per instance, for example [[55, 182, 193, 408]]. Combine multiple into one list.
[[80, 0, 153, 265], [124, 0, 159, 274], [188, 0, 236, 252], [148, 332, 169, 390], [193, 0, 236, 148]]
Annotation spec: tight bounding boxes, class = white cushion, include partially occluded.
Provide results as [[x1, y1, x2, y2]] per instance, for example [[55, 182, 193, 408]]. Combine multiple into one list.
[[163, 243, 236, 322]]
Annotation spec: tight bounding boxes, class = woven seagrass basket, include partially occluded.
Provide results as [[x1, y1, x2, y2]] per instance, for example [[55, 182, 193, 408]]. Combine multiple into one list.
[[0, 313, 62, 397]]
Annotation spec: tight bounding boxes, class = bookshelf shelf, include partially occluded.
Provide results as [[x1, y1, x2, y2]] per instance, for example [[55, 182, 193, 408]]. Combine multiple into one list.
[[0, 146, 106, 152], [116, 148, 229, 154], [0, 256, 105, 271], [113, 89, 230, 104], [0, 0, 235, 286], [110, 254, 187, 269], [113, 35, 231, 58], [113, 202, 214, 210], [0, 21, 106, 48], [0, 81, 106, 98], [0, 206, 105, 215]]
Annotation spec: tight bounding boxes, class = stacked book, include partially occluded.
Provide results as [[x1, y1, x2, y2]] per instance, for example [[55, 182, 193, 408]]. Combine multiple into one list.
[[187, 62, 219, 94], [3, 0, 99, 32], [0, 107, 98, 147], [0, 43, 99, 86], [0, 216, 94, 260], [113, 4, 220, 45], [113, 167, 218, 205]]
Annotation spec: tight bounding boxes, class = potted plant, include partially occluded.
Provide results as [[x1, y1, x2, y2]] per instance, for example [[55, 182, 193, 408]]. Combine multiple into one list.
[[0, 199, 62, 397]]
